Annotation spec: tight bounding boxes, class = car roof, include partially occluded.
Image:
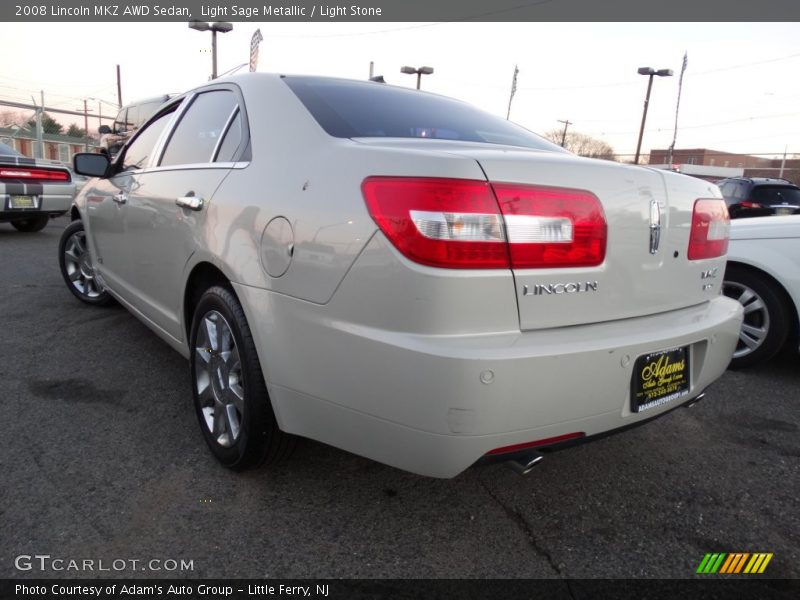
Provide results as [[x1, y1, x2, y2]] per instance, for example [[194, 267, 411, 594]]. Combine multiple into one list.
[[720, 176, 798, 187]]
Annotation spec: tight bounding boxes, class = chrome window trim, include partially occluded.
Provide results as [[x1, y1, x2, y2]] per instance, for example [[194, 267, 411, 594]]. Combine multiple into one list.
[[212, 107, 240, 162], [133, 161, 250, 175]]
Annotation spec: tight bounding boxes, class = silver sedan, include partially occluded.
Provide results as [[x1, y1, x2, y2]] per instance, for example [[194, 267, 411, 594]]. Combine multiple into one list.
[[62, 74, 743, 478]]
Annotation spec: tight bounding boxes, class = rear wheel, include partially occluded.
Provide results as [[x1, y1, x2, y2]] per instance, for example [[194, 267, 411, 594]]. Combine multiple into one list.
[[722, 264, 791, 369], [190, 285, 294, 470], [11, 216, 49, 232], [58, 220, 113, 305]]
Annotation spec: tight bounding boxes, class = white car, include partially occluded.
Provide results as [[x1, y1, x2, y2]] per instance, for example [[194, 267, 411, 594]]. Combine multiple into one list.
[[62, 74, 742, 478], [724, 215, 800, 368]]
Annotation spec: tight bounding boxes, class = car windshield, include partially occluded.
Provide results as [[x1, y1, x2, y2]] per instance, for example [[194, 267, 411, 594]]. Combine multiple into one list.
[[751, 185, 800, 205], [283, 76, 563, 152]]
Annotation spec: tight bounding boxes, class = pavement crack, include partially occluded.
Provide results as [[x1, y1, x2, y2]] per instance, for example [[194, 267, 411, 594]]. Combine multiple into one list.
[[478, 476, 575, 596]]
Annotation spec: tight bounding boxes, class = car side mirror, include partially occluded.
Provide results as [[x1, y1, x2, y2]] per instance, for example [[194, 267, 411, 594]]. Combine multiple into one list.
[[74, 153, 110, 178], [98, 125, 112, 135]]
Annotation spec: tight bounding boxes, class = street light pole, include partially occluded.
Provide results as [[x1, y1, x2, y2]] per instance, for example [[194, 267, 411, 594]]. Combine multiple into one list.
[[400, 65, 434, 90], [634, 67, 673, 165], [189, 20, 233, 80]]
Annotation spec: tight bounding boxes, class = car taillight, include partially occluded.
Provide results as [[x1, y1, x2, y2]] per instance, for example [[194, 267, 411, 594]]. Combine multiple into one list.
[[362, 177, 509, 268], [688, 198, 730, 260], [491, 183, 607, 268], [0, 167, 70, 182], [739, 201, 762, 209], [362, 177, 608, 269]]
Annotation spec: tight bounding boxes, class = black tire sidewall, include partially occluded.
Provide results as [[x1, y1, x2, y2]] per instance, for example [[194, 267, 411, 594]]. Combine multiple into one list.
[[12, 216, 49, 232], [189, 286, 272, 470], [725, 264, 791, 369]]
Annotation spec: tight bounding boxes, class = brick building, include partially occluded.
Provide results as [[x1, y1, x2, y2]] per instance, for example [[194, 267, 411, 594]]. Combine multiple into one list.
[[0, 127, 98, 164], [649, 148, 800, 184]]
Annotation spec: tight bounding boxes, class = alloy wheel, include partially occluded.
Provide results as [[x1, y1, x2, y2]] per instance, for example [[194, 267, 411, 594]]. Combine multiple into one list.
[[63, 230, 103, 299], [722, 280, 770, 359], [194, 310, 245, 448]]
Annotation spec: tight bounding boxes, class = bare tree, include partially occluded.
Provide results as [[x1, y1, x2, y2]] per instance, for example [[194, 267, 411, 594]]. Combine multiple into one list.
[[543, 129, 616, 160], [0, 110, 27, 128]]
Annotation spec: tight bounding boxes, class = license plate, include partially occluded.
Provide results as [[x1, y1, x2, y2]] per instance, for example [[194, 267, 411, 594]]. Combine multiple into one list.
[[775, 207, 794, 215], [631, 346, 690, 413], [9, 195, 38, 209]]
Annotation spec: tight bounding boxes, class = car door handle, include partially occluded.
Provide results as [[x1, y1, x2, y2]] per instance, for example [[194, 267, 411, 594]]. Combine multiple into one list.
[[112, 193, 127, 204], [176, 196, 204, 211]]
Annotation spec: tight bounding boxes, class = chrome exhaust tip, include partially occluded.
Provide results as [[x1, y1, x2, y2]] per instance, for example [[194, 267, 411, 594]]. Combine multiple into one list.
[[684, 392, 706, 408], [507, 450, 544, 476]]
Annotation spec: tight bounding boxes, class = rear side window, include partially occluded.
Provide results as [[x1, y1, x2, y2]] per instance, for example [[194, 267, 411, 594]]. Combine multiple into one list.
[[721, 181, 746, 200], [160, 90, 238, 166], [214, 110, 243, 163], [283, 76, 563, 151], [751, 185, 800, 206]]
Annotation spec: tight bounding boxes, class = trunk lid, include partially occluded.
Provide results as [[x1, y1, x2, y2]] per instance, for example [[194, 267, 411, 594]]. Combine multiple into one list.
[[352, 139, 727, 330], [472, 149, 725, 329]]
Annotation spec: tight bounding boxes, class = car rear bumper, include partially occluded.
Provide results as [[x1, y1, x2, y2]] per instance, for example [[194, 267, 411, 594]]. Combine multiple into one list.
[[234, 283, 742, 478], [1, 193, 72, 221]]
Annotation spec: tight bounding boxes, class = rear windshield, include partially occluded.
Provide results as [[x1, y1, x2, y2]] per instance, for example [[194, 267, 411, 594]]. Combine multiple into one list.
[[751, 185, 800, 206], [283, 76, 563, 151], [0, 142, 20, 156]]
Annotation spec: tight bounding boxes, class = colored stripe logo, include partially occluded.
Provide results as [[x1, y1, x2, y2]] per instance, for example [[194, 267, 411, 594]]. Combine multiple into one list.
[[696, 553, 773, 574]]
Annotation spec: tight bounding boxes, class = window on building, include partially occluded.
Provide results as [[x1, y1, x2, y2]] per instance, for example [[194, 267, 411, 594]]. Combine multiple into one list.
[[58, 144, 70, 163]]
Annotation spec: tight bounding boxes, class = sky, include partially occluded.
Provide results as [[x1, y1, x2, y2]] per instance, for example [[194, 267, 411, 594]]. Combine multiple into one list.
[[1, 21, 799, 159]]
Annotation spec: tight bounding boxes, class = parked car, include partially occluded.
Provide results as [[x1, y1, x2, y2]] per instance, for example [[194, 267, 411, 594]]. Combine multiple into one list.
[[62, 74, 742, 478], [98, 94, 173, 158], [717, 176, 800, 219], [0, 141, 74, 232], [723, 214, 800, 368]]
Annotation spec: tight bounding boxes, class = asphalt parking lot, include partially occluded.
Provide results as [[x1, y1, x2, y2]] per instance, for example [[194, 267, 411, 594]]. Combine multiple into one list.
[[1, 216, 798, 580]]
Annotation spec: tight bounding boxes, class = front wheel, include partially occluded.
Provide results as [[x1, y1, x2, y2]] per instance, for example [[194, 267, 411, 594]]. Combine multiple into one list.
[[58, 220, 113, 305], [190, 285, 294, 470], [722, 264, 791, 369], [11, 216, 49, 232]]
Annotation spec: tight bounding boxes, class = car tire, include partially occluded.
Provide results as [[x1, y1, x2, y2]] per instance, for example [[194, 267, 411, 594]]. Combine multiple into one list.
[[11, 216, 49, 232], [722, 264, 791, 369], [58, 220, 113, 306], [190, 285, 295, 470]]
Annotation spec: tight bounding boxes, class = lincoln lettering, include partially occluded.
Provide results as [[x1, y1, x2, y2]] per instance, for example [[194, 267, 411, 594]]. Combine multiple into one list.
[[523, 281, 598, 296]]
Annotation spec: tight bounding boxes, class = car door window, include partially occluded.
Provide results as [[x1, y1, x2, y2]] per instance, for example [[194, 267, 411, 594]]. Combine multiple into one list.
[[160, 91, 238, 167], [120, 106, 178, 172], [214, 109, 243, 163]]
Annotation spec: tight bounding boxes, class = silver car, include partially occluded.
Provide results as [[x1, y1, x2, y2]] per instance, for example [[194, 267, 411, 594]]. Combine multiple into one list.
[[1, 142, 74, 232], [62, 74, 743, 478]]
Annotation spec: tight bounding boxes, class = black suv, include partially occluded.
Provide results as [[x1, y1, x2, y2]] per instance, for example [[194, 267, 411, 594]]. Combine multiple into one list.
[[717, 177, 800, 219]]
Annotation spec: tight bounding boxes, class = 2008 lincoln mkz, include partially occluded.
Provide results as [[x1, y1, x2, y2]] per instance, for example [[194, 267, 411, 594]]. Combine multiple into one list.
[[61, 74, 743, 478]]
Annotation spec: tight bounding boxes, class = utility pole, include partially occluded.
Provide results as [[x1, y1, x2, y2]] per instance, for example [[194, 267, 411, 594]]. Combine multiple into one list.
[[116, 64, 122, 107], [779, 145, 787, 178], [369, 61, 374, 79], [83, 99, 89, 152], [33, 91, 44, 159], [557, 119, 573, 148]]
